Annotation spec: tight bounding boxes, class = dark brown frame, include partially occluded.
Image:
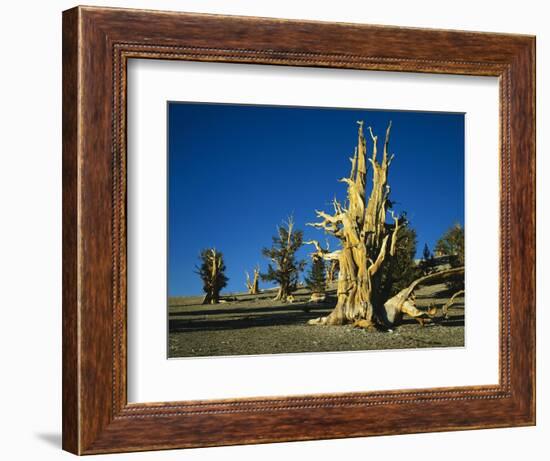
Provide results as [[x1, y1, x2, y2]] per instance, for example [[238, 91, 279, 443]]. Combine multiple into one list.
[[62, 5, 536, 455]]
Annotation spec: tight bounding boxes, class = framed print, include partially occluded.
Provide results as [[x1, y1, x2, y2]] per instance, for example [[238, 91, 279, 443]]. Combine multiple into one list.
[[62, 6, 535, 455]]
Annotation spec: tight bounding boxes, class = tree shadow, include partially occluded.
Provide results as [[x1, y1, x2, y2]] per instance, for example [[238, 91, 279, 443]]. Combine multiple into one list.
[[169, 300, 336, 318], [169, 307, 333, 333], [400, 314, 464, 328]]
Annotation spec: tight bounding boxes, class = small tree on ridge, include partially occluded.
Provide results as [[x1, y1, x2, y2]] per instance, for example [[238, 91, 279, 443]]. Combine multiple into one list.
[[195, 248, 228, 304], [261, 216, 305, 301]]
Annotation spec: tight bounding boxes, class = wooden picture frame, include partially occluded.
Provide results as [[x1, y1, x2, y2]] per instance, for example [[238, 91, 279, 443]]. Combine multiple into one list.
[[62, 5, 535, 455]]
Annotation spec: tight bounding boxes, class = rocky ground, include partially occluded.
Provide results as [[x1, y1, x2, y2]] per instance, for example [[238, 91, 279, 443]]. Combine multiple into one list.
[[168, 282, 464, 358]]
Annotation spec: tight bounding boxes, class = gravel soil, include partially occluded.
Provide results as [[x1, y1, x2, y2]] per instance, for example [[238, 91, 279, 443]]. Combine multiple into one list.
[[168, 283, 464, 358]]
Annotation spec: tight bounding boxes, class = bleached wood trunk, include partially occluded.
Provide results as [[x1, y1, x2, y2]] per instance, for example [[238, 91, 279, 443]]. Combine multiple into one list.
[[245, 266, 260, 295], [326, 258, 338, 284], [307, 122, 399, 327]]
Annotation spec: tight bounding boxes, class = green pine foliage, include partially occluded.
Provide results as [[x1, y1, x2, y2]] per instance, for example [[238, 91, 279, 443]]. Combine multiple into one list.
[[195, 248, 228, 304], [420, 243, 435, 274], [435, 223, 465, 291], [261, 218, 306, 298], [435, 223, 465, 266], [422, 243, 432, 261], [378, 219, 422, 302], [305, 256, 326, 294]]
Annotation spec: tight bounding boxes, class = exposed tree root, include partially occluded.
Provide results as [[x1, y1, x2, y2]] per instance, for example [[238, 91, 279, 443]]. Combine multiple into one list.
[[379, 267, 464, 327], [441, 289, 465, 319], [308, 266, 464, 328]]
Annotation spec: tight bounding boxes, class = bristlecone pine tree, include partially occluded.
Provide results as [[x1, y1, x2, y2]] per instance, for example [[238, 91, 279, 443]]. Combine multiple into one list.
[[378, 221, 422, 301], [261, 217, 306, 302], [435, 223, 465, 292], [423, 243, 432, 261], [196, 248, 228, 304], [307, 121, 463, 328], [419, 243, 434, 275], [245, 265, 260, 295], [305, 256, 326, 297], [435, 223, 465, 266]]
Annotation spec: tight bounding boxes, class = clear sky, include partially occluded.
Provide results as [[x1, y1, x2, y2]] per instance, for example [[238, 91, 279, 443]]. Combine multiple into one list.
[[168, 102, 464, 296]]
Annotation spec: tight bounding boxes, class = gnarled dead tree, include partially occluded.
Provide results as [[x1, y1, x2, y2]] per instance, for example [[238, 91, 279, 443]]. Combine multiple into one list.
[[306, 121, 399, 327], [307, 120, 464, 328], [245, 265, 260, 295]]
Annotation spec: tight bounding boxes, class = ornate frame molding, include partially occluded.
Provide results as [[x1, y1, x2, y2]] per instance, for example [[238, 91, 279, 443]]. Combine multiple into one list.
[[63, 6, 535, 454]]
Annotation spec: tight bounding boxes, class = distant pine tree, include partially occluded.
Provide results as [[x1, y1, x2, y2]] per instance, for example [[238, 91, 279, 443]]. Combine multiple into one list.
[[422, 243, 432, 261], [378, 219, 422, 304], [261, 216, 306, 301], [435, 223, 465, 291], [420, 243, 434, 274], [195, 248, 228, 304], [435, 223, 465, 266], [305, 256, 326, 294]]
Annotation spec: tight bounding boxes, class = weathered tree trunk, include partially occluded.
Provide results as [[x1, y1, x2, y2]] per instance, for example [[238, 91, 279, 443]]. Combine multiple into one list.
[[307, 121, 399, 327], [245, 266, 260, 295], [275, 283, 290, 301], [326, 259, 338, 284]]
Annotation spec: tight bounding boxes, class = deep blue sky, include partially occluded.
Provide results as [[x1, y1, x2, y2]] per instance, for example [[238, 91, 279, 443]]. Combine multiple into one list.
[[168, 102, 464, 296]]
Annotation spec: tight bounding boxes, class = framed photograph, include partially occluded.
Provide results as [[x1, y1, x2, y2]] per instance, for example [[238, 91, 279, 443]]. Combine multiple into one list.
[[62, 6, 535, 455]]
